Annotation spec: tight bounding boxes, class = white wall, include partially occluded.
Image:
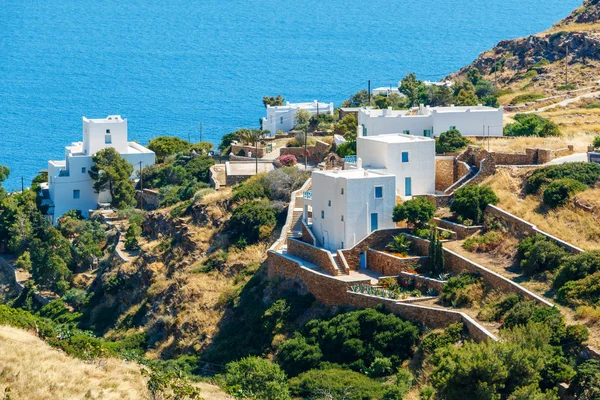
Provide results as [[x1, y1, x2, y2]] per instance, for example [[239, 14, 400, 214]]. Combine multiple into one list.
[[311, 171, 395, 251], [431, 108, 503, 137], [83, 116, 128, 155], [357, 136, 436, 198], [262, 101, 334, 135]]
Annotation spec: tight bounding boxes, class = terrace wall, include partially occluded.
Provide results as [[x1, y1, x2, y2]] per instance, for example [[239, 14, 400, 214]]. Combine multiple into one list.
[[287, 238, 337, 276], [367, 248, 426, 275]]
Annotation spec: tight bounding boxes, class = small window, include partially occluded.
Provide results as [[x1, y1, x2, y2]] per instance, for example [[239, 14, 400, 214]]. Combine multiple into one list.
[[341, 215, 344, 221], [106, 129, 111, 134], [450, 126, 456, 130], [403, 130, 410, 135], [321, 211, 325, 219], [341, 188, 344, 195], [328, 200, 331, 207], [73, 189, 80, 199], [402, 152, 409, 163], [341, 242, 344, 248], [375, 186, 383, 199], [362, 125, 367, 137], [424, 129, 431, 137], [280, 117, 283, 124], [105, 134, 112, 144], [81, 167, 86, 174]]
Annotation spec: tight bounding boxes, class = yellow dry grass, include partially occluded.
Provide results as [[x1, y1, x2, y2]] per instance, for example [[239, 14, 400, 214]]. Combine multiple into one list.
[[545, 21, 600, 34], [226, 242, 268, 265], [482, 168, 600, 250], [0, 325, 149, 400], [471, 131, 594, 153]]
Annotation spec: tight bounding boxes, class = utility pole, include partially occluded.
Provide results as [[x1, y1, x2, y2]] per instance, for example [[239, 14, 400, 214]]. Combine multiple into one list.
[[139, 161, 144, 210], [255, 138, 258, 174], [368, 80, 371, 106], [21, 177, 24, 193], [565, 44, 569, 87], [304, 129, 308, 171], [200, 121, 203, 143]]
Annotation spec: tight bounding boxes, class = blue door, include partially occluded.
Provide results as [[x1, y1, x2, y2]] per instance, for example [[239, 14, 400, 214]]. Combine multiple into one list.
[[370, 213, 378, 232], [405, 177, 412, 197]]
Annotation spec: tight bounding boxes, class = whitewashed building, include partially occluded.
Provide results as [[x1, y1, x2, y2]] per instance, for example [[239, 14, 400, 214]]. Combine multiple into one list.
[[372, 87, 403, 97], [357, 134, 436, 198], [358, 104, 503, 138], [261, 100, 334, 134], [46, 115, 155, 222], [303, 168, 396, 252]]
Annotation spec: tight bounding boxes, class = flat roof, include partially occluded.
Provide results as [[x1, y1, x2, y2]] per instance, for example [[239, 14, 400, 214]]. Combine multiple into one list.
[[313, 168, 394, 180], [358, 134, 434, 144], [84, 115, 125, 123]]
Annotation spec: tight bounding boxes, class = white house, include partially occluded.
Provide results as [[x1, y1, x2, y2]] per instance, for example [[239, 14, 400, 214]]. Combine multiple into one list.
[[372, 87, 403, 97], [358, 104, 503, 138], [304, 168, 396, 252], [46, 115, 155, 222], [357, 134, 436, 198], [261, 100, 334, 135]]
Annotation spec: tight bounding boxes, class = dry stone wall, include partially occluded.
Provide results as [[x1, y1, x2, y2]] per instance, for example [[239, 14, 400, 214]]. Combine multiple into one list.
[[287, 238, 337, 276], [340, 228, 407, 270], [367, 248, 426, 275], [434, 218, 483, 240]]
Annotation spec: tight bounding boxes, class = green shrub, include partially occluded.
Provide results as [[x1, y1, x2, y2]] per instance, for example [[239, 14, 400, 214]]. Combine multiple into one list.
[[503, 302, 566, 344], [594, 134, 600, 148], [278, 334, 323, 377], [435, 129, 470, 154], [222, 356, 290, 400], [517, 235, 568, 275], [289, 368, 385, 400], [385, 235, 412, 255], [392, 197, 435, 228], [557, 84, 576, 91], [450, 185, 498, 224], [124, 223, 142, 251], [557, 270, 600, 307], [509, 93, 545, 105], [228, 200, 277, 244], [420, 323, 464, 354], [441, 273, 484, 307], [569, 360, 600, 399], [542, 178, 587, 208], [587, 103, 600, 110], [554, 250, 600, 289], [525, 162, 600, 194], [504, 113, 560, 137], [463, 231, 502, 252]]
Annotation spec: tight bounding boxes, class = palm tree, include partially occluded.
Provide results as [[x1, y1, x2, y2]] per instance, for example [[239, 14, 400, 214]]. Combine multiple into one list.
[[385, 235, 411, 255]]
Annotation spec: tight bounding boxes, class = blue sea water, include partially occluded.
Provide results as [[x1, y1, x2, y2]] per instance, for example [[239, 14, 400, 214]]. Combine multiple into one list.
[[0, 0, 580, 191]]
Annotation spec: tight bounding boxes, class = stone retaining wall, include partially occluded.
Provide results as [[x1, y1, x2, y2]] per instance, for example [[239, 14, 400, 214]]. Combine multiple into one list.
[[484, 205, 583, 254], [136, 189, 159, 211], [397, 272, 445, 293], [230, 144, 266, 158], [301, 221, 315, 245], [267, 251, 496, 342], [287, 238, 337, 276], [367, 248, 426, 275], [434, 218, 483, 240], [435, 157, 455, 191], [280, 140, 330, 165], [0, 257, 50, 305], [340, 228, 407, 270]]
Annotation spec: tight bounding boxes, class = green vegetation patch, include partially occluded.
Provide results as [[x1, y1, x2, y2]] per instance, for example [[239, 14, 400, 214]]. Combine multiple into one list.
[[504, 113, 560, 137], [525, 162, 600, 194]]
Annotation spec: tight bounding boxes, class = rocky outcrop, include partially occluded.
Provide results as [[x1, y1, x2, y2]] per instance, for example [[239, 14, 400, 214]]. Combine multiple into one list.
[[558, 0, 600, 25], [142, 212, 197, 253]]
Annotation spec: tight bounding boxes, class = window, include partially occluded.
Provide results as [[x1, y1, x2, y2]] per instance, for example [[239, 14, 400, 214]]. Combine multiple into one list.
[[280, 117, 283, 124], [405, 177, 412, 197], [73, 189, 80, 199], [362, 125, 367, 137], [424, 129, 431, 137], [403, 130, 410, 135], [81, 167, 86, 174], [328, 200, 331, 207], [371, 213, 378, 231], [105, 134, 112, 144], [321, 211, 325, 219], [341, 242, 344, 248], [341, 188, 344, 195], [402, 152, 409, 163], [341, 215, 344, 221], [450, 126, 456, 130], [375, 186, 383, 199], [106, 129, 111, 134]]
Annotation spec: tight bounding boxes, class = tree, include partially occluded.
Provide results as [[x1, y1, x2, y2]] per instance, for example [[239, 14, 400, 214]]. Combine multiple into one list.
[[222, 357, 290, 400], [517, 235, 568, 276], [262, 95, 285, 107], [385, 235, 412, 255], [278, 334, 323, 377], [428, 85, 454, 107], [341, 90, 370, 108], [504, 114, 560, 137], [451, 185, 499, 225], [467, 68, 483, 85], [374, 94, 391, 109], [392, 197, 435, 228], [570, 360, 600, 399], [553, 250, 600, 289], [335, 140, 356, 157], [399, 73, 427, 107], [15, 251, 32, 271], [0, 165, 9, 183], [427, 229, 445, 276], [333, 114, 358, 137], [228, 200, 277, 243], [124, 223, 142, 251], [289, 368, 385, 400], [148, 136, 190, 162], [295, 109, 311, 126], [436, 129, 470, 154], [455, 89, 479, 106], [89, 148, 136, 209]]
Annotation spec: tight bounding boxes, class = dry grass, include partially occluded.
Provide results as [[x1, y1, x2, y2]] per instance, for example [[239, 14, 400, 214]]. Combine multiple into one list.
[[471, 131, 595, 153], [482, 169, 600, 250], [226, 242, 268, 265], [545, 21, 600, 33], [0, 325, 149, 400], [574, 305, 600, 325]]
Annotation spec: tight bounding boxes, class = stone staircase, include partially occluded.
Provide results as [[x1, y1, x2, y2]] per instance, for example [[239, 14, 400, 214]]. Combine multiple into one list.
[[287, 194, 304, 238], [331, 253, 347, 275]]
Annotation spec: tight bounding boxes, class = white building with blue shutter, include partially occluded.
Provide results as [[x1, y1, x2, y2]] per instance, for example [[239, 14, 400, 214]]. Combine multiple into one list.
[[357, 134, 436, 198]]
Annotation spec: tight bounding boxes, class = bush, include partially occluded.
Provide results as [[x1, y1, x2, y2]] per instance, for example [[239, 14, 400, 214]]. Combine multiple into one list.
[[509, 93, 545, 105], [463, 231, 502, 252], [277, 154, 297, 167], [450, 185, 498, 224], [124, 223, 142, 251], [278, 334, 323, 377], [289, 368, 385, 400], [502, 302, 566, 343], [435, 129, 470, 154], [228, 200, 277, 244], [542, 178, 587, 208], [557, 270, 600, 307], [517, 235, 568, 275], [525, 162, 600, 194], [504, 113, 560, 137], [385, 235, 411, 255], [392, 197, 435, 228], [440, 273, 484, 307], [222, 357, 290, 400], [554, 250, 600, 289], [594, 135, 600, 148], [420, 323, 464, 354], [570, 360, 600, 399]]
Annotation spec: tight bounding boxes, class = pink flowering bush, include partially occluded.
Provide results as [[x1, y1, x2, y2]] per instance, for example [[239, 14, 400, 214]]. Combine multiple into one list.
[[278, 154, 297, 167]]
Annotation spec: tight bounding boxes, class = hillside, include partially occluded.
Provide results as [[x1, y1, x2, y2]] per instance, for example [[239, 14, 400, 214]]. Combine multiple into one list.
[[450, 0, 600, 96]]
